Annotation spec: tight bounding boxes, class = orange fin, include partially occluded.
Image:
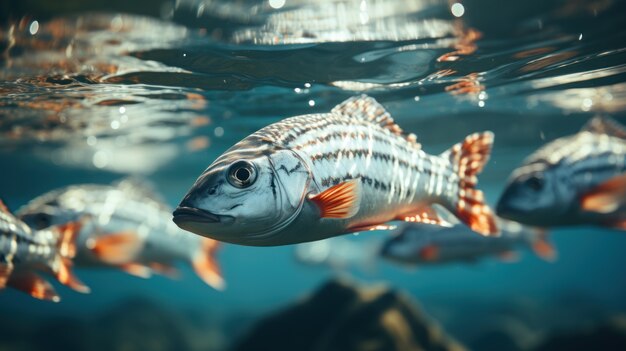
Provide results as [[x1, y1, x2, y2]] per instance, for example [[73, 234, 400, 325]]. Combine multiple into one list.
[[444, 132, 499, 236], [419, 245, 439, 261], [498, 251, 520, 262], [396, 205, 452, 227], [149, 262, 180, 279], [8, 271, 60, 302], [347, 223, 396, 233], [532, 231, 557, 261], [86, 232, 143, 265], [55, 258, 90, 294], [54, 221, 82, 258], [309, 179, 362, 219], [0, 263, 13, 289], [580, 174, 626, 214], [192, 238, 225, 290], [118, 263, 152, 279], [0, 199, 11, 214]]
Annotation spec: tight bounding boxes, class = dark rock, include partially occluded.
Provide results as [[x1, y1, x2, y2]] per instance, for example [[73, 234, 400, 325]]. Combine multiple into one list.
[[232, 279, 466, 351], [533, 316, 626, 351]]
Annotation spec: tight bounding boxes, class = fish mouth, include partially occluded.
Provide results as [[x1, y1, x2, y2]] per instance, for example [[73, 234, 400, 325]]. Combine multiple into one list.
[[173, 206, 220, 224]]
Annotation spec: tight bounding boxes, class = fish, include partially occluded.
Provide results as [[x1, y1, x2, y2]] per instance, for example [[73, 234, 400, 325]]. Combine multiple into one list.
[[173, 95, 499, 246], [380, 219, 555, 266], [0, 200, 88, 302], [497, 116, 626, 229], [294, 235, 381, 272], [17, 179, 224, 290]]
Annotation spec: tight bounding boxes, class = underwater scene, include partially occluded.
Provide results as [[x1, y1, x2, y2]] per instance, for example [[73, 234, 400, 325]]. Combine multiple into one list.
[[2, 0, 626, 350]]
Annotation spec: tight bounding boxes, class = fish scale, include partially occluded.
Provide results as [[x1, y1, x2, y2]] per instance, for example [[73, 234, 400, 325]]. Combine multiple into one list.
[[174, 95, 499, 246]]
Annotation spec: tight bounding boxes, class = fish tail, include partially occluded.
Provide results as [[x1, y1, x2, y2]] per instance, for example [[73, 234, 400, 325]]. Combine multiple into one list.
[[54, 257, 90, 294], [445, 131, 499, 236], [192, 238, 225, 290]]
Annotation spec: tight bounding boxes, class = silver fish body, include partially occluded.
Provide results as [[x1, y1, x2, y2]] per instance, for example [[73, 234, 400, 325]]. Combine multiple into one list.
[[381, 219, 553, 265], [174, 95, 498, 246], [497, 116, 626, 228], [17, 180, 224, 289]]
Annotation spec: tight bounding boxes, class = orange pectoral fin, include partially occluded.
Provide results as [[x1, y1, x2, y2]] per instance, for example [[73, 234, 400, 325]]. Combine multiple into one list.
[[396, 205, 452, 227], [580, 174, 626, 214], [309, 179, 362, 219], [118, 263, 152, 279], [419, 245, 439, 261], [192, 238, 225, 290], [8, 271, 60, 302], [55, 258, 90, 294], [87, 232, 143, 265], [532, 231, 557, 262]]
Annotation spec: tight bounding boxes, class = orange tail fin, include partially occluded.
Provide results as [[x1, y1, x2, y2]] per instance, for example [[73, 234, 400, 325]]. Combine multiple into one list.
[[192, 238, 225, 290], [87, 231, 143, 265], [445, 132, 499, 236], [55, 258, 90, 294], [8, 271, 61, 302]]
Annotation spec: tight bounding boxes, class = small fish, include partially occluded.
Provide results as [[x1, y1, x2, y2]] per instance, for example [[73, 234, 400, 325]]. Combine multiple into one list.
[[294, 235, 381, 272], [497, 116, 626, 229], [0, 200, 88, 302], [173, 95, 498, 246], [17, 179, 224, 290], [380, 219, 555, 266]]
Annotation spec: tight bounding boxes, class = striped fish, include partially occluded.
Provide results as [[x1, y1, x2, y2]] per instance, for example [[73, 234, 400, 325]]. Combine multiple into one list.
[[17, 179, 224, 290], [173, 95, 499, 246], [0, 200, 88, 302], [380, 219, 555, 266], [497, 116, 626, 228]]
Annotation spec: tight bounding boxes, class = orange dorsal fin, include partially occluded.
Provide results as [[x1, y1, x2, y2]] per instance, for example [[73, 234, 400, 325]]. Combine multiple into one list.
[[310, 179, 362, 219], [192, 238, 225, 290], [531, 231, 557, 261], [86, 231, 143, 265], [8, 271, 60, 302], [580, 174, 626, 214], [331, 95, 420, 147], [55, 258, 90, 294], [396, 205, 452, 227], [419, 245, 439, 261], [0, 263, 13, 289], [118, 263, 152, 279], [443, 132, 499, 236], [54, 221, 82, 258]]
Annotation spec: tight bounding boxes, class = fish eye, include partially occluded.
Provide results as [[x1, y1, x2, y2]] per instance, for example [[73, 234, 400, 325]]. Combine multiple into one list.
[[525, 175, 544, 191], [227, 160, 257, 188]]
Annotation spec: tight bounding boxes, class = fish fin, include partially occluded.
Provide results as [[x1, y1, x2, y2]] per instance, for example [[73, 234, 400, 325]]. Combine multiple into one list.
[[86, 232, 143, 265], [347, 223, 396, 233], [498, 251, 520, 262], [418, 245, 439, 261], [532, 231, 557, 261], [580, 174, 626, 214], [0, 199, 11, 214], [444, 132, 499, 236], [118, 263, 152, 279], [331, 95, 420, 147], [55, 258, 90, 294], [582, 116, 626, 138], [192, 238, 225, 290], [148, 262, 180, 279], [0, 263, 13, 289], [396, 205, 453, 227], [54, 221, 82, 258], [310, 179, 362, 219], [8, 271, 60, 302]]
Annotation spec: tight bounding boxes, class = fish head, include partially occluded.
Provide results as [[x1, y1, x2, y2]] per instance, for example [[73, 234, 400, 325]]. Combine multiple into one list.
[[18, 195, 82, 230], [496, 162, 573, 226], [174, 144, 311, 245]]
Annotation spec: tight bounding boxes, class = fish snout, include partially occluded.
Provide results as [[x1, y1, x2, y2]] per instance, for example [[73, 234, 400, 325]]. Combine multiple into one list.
[[172, 205, 220, 225]]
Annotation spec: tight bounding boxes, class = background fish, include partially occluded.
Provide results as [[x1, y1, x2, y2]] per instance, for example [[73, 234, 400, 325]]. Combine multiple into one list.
[[293, 235, 381, 273], [0, 200, 88, 302], [497, 116, 626, 229], [17, 179, 224, 290], [381, 219, 555, 266], [174, 95, 498, 246]]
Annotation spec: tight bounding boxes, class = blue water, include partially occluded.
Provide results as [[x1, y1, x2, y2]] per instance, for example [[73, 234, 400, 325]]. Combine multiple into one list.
[[1, 0, 626, 349]]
